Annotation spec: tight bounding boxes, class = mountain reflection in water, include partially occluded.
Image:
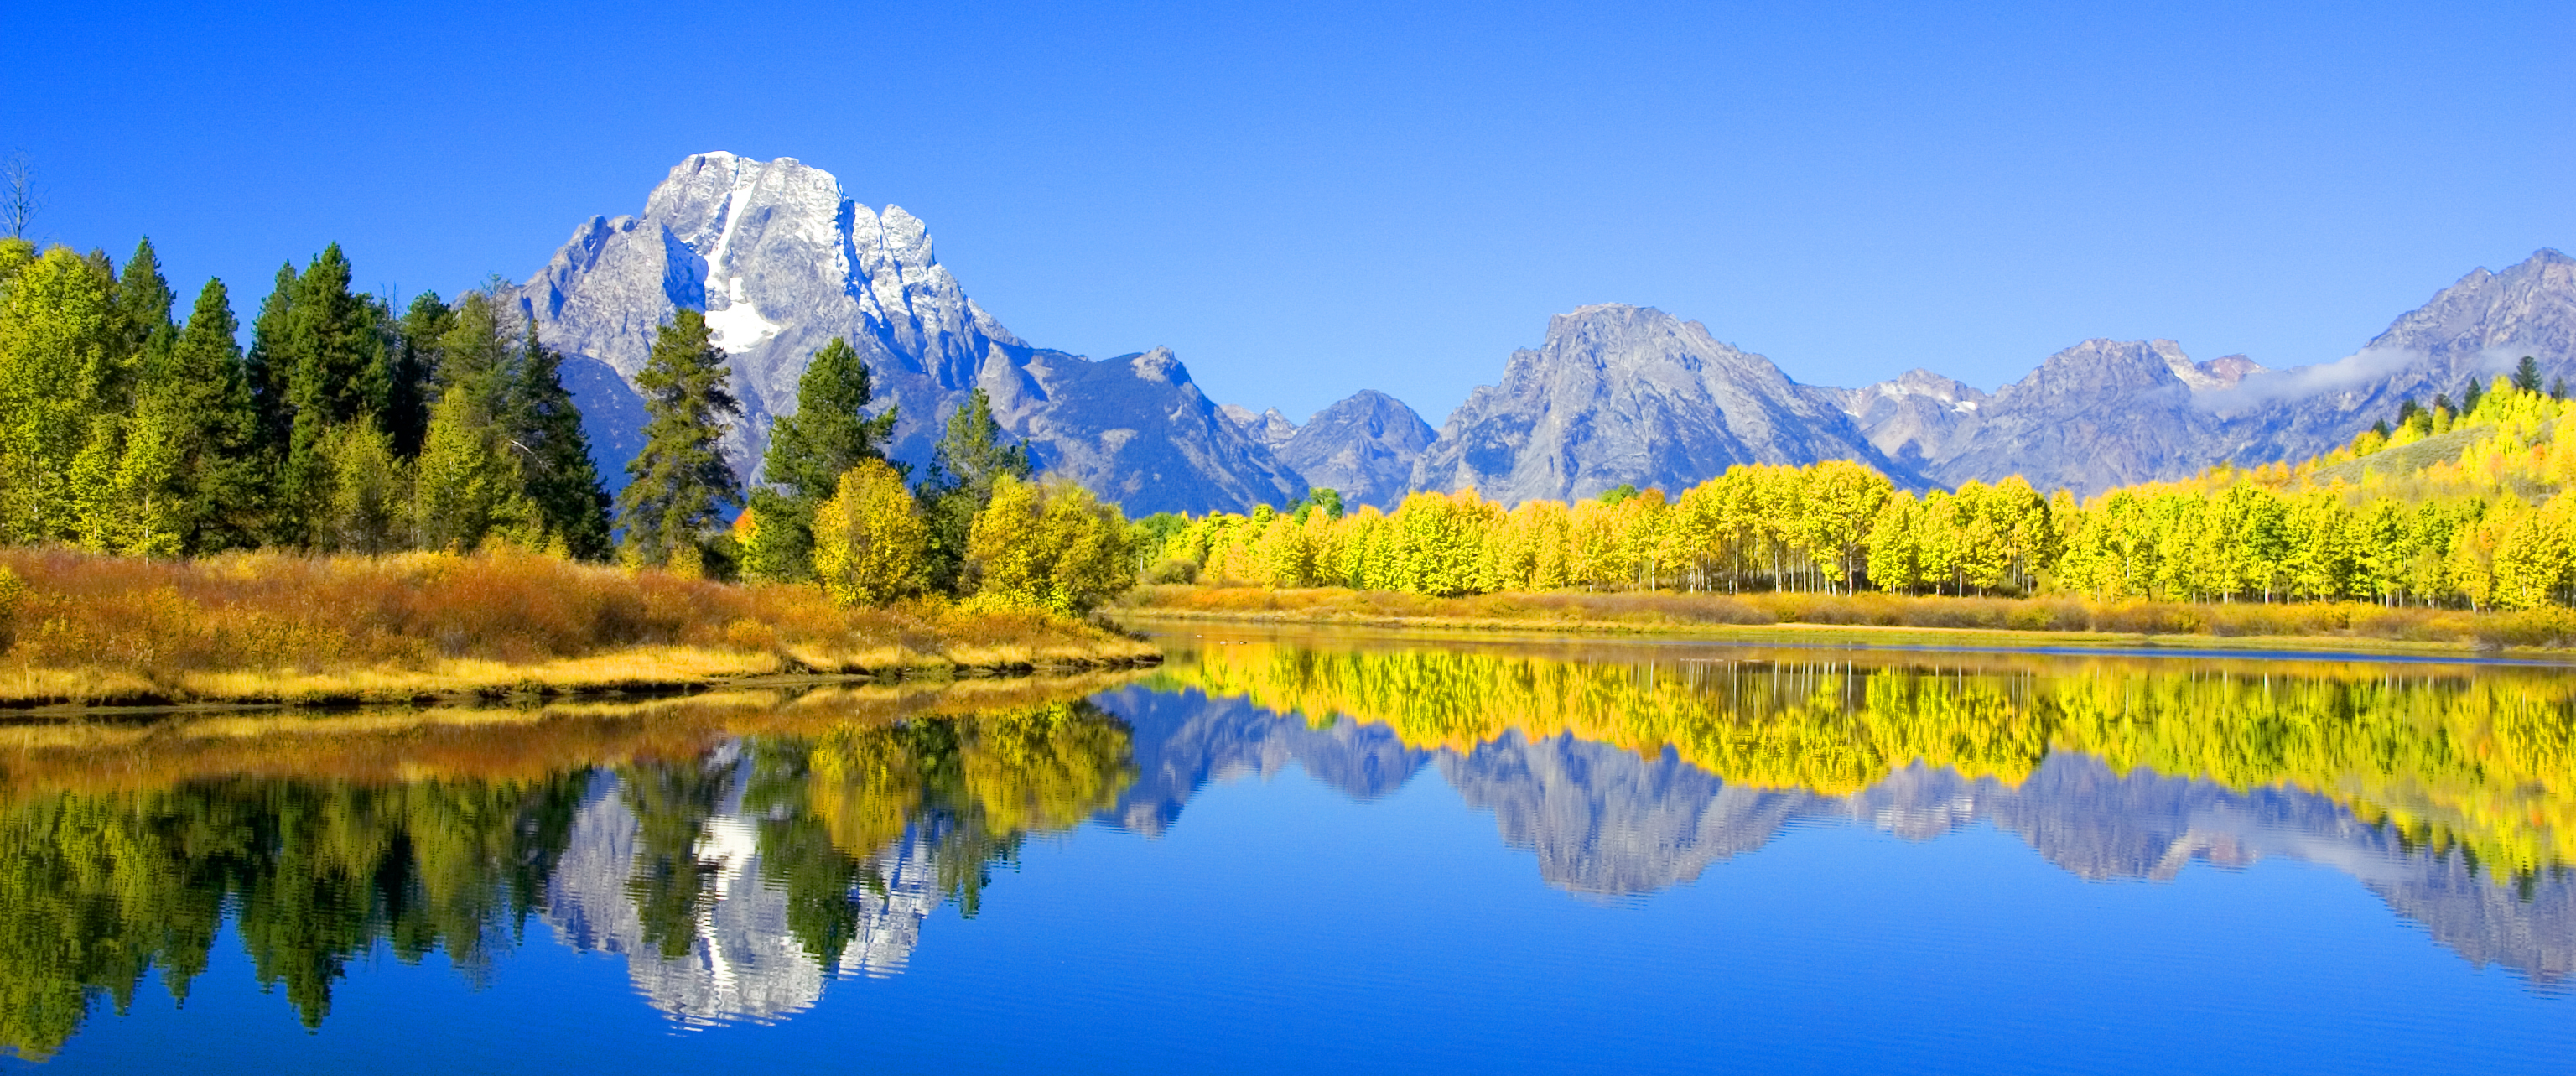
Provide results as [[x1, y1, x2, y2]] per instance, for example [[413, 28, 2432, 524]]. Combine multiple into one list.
[[0, 636, 2570, 1061]]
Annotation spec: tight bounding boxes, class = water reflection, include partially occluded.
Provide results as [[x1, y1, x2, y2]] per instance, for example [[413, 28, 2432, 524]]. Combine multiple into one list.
[[1137, 632, 2576, 985], [1, 635, 2571, 1059]]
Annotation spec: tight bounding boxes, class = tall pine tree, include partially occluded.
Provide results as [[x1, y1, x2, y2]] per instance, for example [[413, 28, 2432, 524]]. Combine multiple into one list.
[[743, 337, 896, 581], [920, 387, 1031, 592], [276, 244, 393, 545], [387, 292, 452, 459], [502, 318, 611, 559], [68, 239, 176, 550], [412, 294, 517, 551], [244, 261, 298, 460], [617, 309, 741, 574], [146, 279, 265, 553]]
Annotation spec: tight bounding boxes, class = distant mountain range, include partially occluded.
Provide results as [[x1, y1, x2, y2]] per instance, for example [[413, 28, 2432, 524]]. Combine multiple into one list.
[[519, 153, 2575, 509]]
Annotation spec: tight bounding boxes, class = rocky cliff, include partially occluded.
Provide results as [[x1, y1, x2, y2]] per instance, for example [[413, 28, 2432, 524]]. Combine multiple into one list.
[[1411, 304, 1919, 504], [1887, 339, 2261, 494], [515, 152, 1303, 514], [1270, 391, 1439, 510], [1836, 249, 2576, 495]]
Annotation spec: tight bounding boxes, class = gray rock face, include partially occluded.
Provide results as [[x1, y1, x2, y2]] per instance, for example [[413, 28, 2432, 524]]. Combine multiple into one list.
[[1412, 304, 1919, 504], [1809, 368, 1992, 473], [541, 753, 943, 1026], [1093, 684, 1429, 836], [1271, 390, 1437, 510], [1839, 249, 2576, 495], [2222, 247, 2576, 468], [516, 152, 1302, 514], [1891, 339, 2262, 495], [1220, 404, 1298, 450], [1439, 732, 1819, 895]]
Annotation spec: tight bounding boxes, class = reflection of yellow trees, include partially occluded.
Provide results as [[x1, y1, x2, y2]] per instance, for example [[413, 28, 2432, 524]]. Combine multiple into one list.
[[1161, 639, 2576, 878], [804, 702, 1138, 860]]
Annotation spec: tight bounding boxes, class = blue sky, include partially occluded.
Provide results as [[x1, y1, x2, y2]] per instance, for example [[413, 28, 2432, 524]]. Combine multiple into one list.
[[8, 0, 2569, 423]]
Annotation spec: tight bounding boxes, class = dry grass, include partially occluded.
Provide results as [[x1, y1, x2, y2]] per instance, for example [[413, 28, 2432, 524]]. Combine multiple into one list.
[[0, 548, 1159, 706], [1113, 584, 2576, 652]]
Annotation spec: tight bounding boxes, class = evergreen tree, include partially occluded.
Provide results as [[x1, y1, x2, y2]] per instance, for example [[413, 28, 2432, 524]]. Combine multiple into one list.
[[243, 262, 298, 458], [313, 422, 408, 554], [412, 294, 517, 552], [744, 337, 896, 581], [275, 244, 393, 545], [921, 387, 1031, 592], [2513, 356, 2543, 394], [616, 309, 741, 573], [387, 292, 452, 459], [501, 320, 611, 559], [110, 238, 173, 360], [2462, 377, 2485, 417], [148, 280, 265, 552]]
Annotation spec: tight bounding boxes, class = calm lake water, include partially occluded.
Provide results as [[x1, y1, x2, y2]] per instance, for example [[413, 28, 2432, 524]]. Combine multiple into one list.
[[3, 628, 2571, 1073]]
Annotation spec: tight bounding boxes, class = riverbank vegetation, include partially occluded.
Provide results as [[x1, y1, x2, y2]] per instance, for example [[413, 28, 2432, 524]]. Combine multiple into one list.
[[1127, 366, 2576, 641], [1114, 584, 2576, 649], [0, 235, 1147, 699], [0, 547, 1156, 706]]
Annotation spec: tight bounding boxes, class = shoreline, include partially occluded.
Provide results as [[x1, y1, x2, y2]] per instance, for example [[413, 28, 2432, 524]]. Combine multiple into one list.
[[0, 643, 1164, 711], [1108, 587, 2576, 661]]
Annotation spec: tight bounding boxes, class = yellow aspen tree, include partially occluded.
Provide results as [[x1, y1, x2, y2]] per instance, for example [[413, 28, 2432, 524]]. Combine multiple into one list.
[[812, 458, 929, 606]]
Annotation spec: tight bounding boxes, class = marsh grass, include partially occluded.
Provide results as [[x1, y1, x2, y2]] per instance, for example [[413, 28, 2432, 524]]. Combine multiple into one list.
[[1114, 584, 2576, 651], [0, 548, 1158, 705]]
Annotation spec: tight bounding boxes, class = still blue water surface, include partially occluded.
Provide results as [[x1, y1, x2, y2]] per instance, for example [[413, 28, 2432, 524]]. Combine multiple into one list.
[[3, 632, 2569, 1073]]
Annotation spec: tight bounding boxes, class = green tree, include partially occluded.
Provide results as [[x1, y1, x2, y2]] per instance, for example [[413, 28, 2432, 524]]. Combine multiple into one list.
[[312, 422, 409, 554], [387, 292, 452, 459], [75, 280, 267, 555], [109, 237, 174, 363], [2512, 356, 2543, 394], [0, 247, 114, 542], [274, 245, 393, 545], [617, 309, 742, 574], [500, 320, 611, 559], [243, 262, 299, 461], [412, 294, 517, 551], [922, 387, 1031, 592], [744, 338, 896, 581]]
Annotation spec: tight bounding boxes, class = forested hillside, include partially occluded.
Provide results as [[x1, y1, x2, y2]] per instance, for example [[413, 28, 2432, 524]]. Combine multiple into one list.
[[0, 237, 609, 560]]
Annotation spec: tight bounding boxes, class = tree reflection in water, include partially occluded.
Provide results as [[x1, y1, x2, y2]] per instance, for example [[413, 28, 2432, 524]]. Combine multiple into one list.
[[3, 637, 2573, 1058], [0, 694, 1136, 1057]]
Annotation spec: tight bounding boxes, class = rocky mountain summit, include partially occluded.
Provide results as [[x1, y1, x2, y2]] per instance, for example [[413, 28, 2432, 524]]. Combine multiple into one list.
[[1222, 391, 1437, 510], [1833, 249, 2576, 495], [1411, 304, 1918, 503], [513, 155, 2575, 512], [1837, 340, 2265, 494], [514, 152, 1302, 514]]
